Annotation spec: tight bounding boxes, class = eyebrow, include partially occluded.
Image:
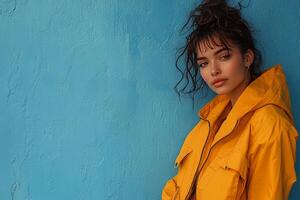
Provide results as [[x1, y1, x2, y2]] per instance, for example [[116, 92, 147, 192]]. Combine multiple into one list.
[[196, 47, 231, 61]]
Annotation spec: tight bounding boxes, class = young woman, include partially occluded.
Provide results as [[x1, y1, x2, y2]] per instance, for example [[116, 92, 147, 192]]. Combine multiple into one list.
[[162, 0, 298, 199]]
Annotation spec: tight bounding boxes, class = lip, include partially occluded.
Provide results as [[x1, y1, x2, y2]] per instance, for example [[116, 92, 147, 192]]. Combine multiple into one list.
[[212, 78, 227, 87]]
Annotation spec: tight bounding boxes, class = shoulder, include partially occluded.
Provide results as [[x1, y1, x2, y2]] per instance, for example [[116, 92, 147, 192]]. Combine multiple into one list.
[[249, 104, 298, 144], [251, 104, 290, 120]]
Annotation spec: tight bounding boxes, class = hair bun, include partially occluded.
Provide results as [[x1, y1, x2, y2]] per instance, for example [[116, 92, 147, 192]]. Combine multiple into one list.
[[202, 0, 227, 6]]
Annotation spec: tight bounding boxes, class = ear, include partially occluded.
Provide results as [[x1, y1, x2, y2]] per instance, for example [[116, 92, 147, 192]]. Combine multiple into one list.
[[243, 49, 254, 67]]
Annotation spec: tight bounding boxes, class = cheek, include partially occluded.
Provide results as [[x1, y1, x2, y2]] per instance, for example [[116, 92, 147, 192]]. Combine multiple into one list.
[[199, 69, 209, 83], [226, 60, 245, 77], [233, 64, 246, 79]]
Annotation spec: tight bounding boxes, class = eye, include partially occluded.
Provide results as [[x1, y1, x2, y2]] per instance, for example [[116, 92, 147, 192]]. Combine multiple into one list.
[[197, 62, 208, 68], [220, 54, 231, 61]]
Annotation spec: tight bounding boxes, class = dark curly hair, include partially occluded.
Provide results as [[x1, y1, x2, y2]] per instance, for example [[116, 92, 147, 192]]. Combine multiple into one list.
[[174, 0, 262, 106]]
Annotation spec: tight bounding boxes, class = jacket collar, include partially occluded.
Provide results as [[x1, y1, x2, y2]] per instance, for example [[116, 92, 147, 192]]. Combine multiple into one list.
[[195, 64, 294, 148], [197, 64, 294, 125]]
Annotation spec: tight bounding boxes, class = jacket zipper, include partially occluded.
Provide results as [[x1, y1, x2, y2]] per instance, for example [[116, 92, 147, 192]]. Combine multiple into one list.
[[184, 118, 240, 200]]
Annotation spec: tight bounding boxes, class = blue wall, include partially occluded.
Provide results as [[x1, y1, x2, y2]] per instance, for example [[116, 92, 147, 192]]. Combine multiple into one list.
[[0, 0, 299, 199]]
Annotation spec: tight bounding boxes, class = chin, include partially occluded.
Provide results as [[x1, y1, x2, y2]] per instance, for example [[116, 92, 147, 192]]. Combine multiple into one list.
[[211, 87, 233, 95]]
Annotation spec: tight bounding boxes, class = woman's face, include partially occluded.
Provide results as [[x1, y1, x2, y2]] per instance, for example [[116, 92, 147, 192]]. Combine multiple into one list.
[[196, 37, 254, 103]]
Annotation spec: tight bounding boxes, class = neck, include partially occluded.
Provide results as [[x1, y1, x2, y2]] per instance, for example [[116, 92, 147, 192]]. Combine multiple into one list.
[[228, 73, 251, 107]]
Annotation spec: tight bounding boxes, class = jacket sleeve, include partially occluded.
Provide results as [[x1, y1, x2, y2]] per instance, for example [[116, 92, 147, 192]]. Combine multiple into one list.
[[247, 119, 298, 200]]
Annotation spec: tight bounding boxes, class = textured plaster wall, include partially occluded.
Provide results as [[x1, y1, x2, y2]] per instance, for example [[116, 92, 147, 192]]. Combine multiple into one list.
[[0, 0, 299, 199]]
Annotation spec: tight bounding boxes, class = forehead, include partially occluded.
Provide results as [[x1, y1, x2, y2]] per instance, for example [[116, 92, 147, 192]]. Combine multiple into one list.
[[196, 35, 235, 55]]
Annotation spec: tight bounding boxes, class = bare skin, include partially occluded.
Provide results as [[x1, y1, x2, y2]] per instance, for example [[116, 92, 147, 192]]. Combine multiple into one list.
[[196, 37, 254, 107]]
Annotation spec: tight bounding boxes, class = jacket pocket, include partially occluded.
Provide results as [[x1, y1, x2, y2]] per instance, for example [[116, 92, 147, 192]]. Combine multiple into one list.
[[174, 147, 193, 168], [197, 149, 247, 200], [168, 147, 193, 200], [162, 178, 179, 200], [221, 150, 248, 200], [224, 150, 247, 181]]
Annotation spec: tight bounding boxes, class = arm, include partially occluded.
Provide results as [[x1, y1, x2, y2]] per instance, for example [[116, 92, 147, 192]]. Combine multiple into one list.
[[247, 120, 298, 199]]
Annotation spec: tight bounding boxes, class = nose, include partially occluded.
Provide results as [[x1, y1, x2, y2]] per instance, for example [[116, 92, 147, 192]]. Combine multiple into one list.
[[210, 61, 221, 76]]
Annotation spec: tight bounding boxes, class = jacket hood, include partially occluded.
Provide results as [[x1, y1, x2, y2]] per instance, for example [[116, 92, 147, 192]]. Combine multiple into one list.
[[198, 64, 294, 124]]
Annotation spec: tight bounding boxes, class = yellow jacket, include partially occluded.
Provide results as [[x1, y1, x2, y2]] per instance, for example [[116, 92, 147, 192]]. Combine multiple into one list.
[[162, 64, 298, 200]]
